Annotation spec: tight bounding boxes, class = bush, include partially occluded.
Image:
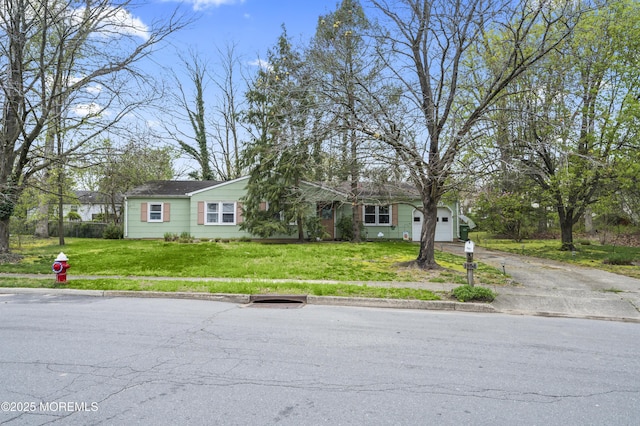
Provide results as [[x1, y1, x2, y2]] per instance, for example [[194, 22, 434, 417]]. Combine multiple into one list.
[[49, 222, 107, 238], [103, 224, 123, 240], [305, 215, 330, 241], [335, 215, 365, 241], [452, 285, 495, 302], [66, 211, 82, 221], [178, 232, 194, 243]]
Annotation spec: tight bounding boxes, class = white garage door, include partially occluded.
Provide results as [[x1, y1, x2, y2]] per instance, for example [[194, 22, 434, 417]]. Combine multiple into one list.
[[412, 208, 453, 242]]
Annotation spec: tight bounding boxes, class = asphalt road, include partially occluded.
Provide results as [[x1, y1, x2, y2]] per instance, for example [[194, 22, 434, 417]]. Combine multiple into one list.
[[1, 294, 639, 425]]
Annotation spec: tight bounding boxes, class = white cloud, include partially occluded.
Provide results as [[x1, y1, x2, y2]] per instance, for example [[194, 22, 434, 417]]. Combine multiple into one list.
[[69, 5, 149, 41], [85, 84, 102, 95], [181, 0, 245, 12], [72, 103, 110, 118], [99, 7, 150, 41], [146, 120, 162, 129], [248, 59, 271, 71]]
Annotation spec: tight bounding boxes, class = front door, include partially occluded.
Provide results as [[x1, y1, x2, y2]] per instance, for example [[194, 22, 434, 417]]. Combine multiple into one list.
[[318, 203, 335, 240]]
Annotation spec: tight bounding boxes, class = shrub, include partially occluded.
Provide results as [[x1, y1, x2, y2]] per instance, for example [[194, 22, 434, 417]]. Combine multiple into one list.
[[178, 232, 194, 243], [452, 285, 495, 302], [336, 215, 365, 241], [103, 224, 123, 240], [164, 232, 178, 242], [305, 215, 330, 241], [66, 211, 82, 221]]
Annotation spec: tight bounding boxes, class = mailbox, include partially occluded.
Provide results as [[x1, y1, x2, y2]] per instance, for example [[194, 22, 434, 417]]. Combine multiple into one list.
[[463, 240, 476, 286], [464, 240, 475, 253], [464, 240, 474, 263]]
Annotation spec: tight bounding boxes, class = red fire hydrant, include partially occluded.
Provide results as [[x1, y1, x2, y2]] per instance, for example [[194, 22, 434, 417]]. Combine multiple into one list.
[[52, 252, 70, 283]]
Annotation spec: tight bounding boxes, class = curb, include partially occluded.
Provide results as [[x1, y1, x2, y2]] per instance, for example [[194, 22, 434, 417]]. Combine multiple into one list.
[[307, 295, 496, 313], [0, 287, 494, 313], [498, 308, 640, 324], [0, 287, 105, 297]]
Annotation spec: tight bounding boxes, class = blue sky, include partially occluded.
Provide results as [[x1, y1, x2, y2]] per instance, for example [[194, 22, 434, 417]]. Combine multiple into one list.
[[116, 1, 343, 176], [136, 0, 340, 66]]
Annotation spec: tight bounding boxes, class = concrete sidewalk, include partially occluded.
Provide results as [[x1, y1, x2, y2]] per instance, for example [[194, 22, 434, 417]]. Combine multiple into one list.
[[1, 244, 639, 322]]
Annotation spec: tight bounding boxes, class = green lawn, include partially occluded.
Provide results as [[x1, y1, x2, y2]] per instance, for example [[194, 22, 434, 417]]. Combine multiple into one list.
[[0, 238, 509, 298], [0, 276, 443, 300]]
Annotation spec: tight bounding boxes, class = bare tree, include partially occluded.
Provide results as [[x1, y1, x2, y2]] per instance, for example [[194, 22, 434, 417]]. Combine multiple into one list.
[[209, 42, 246, 180], [360, 0, 583, 268], [164, 44, 247, 181], [0, 0, 187, 253], [168, 51, 214, 180]]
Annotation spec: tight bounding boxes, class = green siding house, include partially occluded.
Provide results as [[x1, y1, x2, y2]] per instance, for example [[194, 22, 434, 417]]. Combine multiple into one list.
[[124, 176, 460, 242]]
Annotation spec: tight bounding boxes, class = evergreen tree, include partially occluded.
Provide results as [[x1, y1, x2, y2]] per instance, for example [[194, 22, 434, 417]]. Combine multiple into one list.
[[308, 0, 381, 242], [241, 27, 315, 240]]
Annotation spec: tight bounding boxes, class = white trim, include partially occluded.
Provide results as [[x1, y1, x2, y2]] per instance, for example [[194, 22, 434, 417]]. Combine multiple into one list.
[[362, 204, 392, 226], [187, 176, 250, 196], [148, 202, 164, 222], [124, 198, 128, 237], [205, 201, 237, 225]]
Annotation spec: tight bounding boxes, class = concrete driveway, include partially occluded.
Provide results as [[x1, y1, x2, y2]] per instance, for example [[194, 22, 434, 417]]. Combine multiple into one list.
[[442, 242, 640, 322]]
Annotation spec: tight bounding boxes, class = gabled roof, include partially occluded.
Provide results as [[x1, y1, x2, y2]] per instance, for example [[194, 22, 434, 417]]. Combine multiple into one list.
[[328, 181, 421, 202], [125, 180, 222, 197], [74, 190, 123, 204]]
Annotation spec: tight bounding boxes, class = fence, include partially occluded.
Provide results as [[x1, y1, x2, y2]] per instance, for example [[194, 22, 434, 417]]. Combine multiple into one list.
[[9, 219, 109, 239]]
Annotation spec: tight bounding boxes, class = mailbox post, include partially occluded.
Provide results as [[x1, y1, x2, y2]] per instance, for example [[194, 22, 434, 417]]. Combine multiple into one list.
[[464, 240, 477, 286]]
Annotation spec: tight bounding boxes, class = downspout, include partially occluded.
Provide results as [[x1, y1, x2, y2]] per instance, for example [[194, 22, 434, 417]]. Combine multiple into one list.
[[124, 196, 128, 238]]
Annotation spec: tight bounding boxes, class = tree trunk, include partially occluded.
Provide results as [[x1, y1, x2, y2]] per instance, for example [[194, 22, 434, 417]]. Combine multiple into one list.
[[558, 207, 575, 251], [0, 217, 10, 254], [416, 199, 441, 269], [584, 207, 593, 234], [57, 184, 65, 246], [297, 215, 304, 242], [351, 180, 361, 243], [351, 203, 360, 242]]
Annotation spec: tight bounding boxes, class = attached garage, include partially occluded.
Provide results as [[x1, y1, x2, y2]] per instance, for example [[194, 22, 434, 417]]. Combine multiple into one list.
[[411, 207, 454, 242]]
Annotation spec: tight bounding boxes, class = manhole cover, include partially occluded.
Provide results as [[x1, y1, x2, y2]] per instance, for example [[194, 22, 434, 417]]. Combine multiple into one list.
[[246, 294, 307, 309]]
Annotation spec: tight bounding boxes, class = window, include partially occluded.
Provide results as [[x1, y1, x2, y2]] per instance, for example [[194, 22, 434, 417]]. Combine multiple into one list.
[[363, 205, 391, 226], [149, 203, 163, 222], [206, 202, 236, 225]]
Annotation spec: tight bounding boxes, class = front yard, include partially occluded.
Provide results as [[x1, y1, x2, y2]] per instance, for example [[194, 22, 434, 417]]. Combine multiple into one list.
[[0, 238, 509, 299]]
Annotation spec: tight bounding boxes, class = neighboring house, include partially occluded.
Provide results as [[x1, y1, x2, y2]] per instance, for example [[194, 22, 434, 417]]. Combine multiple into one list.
[[27, 190, 122, 222], [69, 191, 122, 222], [123, 176, 461, 242]]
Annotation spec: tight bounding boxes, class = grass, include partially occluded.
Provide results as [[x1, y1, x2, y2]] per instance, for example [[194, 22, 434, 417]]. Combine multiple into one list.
[[0, 277, 441, 300], [474, 234, 640, 280], [0, 237, 509, 297], [0, 237, 508, 282]]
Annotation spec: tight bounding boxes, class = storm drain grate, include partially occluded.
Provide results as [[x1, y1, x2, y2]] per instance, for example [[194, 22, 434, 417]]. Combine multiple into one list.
[[247, 294, 307, 309]]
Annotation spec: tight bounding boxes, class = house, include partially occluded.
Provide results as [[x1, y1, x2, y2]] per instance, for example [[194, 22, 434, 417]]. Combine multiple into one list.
[[123, 176, 460, 242], [70, 191, 122, 222], [27, 190, 122, 222]]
